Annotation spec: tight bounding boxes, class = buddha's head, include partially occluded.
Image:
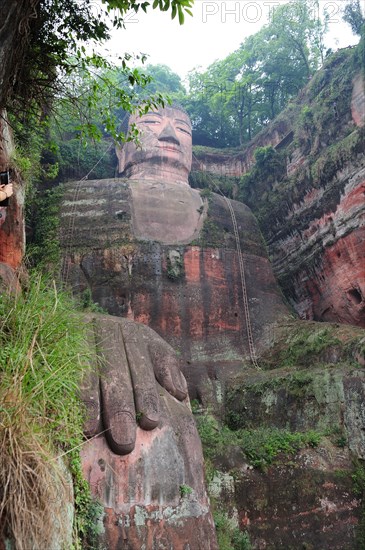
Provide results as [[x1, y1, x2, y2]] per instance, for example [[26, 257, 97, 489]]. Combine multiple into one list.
[[116, 104, 192, 185]]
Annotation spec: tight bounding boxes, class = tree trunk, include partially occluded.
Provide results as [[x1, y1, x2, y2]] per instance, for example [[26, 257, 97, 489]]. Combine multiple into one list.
[[0, 0, 40, 109]]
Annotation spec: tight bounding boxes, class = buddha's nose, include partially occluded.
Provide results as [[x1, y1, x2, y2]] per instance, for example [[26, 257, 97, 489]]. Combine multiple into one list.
[[158, 121, 180, 145]]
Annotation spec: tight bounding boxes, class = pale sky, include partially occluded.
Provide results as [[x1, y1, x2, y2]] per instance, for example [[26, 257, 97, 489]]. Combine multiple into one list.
[[101, 0, 359, 82]]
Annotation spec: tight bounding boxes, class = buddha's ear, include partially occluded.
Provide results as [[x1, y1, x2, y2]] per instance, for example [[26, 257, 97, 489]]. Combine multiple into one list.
[[115, 144, 126, 175]]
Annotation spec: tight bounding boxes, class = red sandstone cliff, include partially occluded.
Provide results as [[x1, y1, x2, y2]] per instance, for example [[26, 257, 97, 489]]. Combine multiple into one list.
[[192, 47, 365, 328]]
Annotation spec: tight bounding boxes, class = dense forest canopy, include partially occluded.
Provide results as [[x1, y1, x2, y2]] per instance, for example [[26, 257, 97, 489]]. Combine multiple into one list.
[[182, 0, 364, 147], [1, 0, 363, 184]]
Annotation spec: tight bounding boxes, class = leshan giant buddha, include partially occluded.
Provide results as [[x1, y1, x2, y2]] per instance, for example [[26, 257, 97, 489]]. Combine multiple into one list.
[[61, 103, 289, 402]]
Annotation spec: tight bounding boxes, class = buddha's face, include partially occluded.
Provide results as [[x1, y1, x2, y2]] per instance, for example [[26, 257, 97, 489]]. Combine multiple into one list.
[[117, 106, 192, 184]]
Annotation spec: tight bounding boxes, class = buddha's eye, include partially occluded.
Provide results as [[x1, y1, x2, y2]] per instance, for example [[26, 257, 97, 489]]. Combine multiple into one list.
[[141, 119, 161, 125], [177, 127, 191, 136]]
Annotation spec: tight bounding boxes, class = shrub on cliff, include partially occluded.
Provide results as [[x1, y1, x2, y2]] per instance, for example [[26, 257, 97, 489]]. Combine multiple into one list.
[[238, 146, 286, 205]]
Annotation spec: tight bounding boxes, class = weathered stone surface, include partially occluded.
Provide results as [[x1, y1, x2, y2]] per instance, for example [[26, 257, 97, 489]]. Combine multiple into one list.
[[230, 443, 360, 550], [351, 73, 365, 128], [129, 179, 204, 244], [81, 313, 217, 549], [60, 179, 289, 395], [227, 367, 365, 458], [191, 119, 293, 178], [203, 320, 365, 549], [81, 404, 216, 549], [192, 50, 365, 329], [0, 261, 21, 294], [0, 195, 24, 268], [271, 163, 365, 327]]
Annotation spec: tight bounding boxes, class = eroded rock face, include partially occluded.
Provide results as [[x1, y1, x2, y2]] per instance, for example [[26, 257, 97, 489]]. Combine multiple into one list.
[[351, 73, 365, 128], [229, 443, 360, 550], [274, 162, 365, 327], [0, 261, 21, 294], [204, 320, 365, 549], [60, 178, 289, 397], [192, 51, 365, 329], [0, 190, 24, 269]]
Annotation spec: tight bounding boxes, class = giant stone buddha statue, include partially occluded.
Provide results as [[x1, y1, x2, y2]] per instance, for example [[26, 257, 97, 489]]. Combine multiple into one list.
[[60, 104, 289, 547], [61, 104, 288, 400]]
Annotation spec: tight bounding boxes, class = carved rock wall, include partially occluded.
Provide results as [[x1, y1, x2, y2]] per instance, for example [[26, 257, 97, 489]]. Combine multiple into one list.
[[192, 48, 365, 328], [60, 178, 289, 396], [192, 120, 294, 178], [272, 158, 365, 327]]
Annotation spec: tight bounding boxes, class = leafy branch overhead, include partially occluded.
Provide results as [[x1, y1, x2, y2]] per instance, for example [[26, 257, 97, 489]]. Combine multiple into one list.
[[1, 0, 193, 142]]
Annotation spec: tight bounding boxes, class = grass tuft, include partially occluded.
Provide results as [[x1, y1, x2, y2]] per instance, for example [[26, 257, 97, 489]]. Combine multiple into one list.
[[0, 274, 91, 548]]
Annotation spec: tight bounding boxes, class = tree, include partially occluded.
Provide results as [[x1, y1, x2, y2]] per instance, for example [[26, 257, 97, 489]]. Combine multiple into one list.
[[182, 0, 328, 148], [342, 0, 365, 36], [141, 64, 185, 94], [0, 0, 193, 123], [182, 68, 230, 146], [0, 0, 193, 189]]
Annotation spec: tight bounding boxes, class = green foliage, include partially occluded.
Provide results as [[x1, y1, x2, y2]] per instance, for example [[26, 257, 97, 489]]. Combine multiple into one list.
[[0, 276, 90, 446], [238, 427, 320, 468], [278, 326, 341, 368], [0, 274, 93, 546], [254, 146, 279, 169], [182, 0, 328, 147], [196, 217, 223, 248], [214, 510, 251, 550], [238, 147, 286, 204], [26, 186, 65, 273], [179, 484, 193, 497], [6, 0, 193, 116], [8, 112, 58, 187], [55, 137, 116, 182], [199, 187, 213, 200], [140, 64, 185, 95], [166, 252, 184, 280], [352, 461, 365, 497], [326, 426, 348, 448], [69, 451, 104, 549], [310, 128, 365, 187], [49, 59, 169, 147], [189, 170, 239, 199], [342, 0, 365, 36], [299, 105, 314, 126], [79, 288, 107, 314], [194, 412, 321, 469]]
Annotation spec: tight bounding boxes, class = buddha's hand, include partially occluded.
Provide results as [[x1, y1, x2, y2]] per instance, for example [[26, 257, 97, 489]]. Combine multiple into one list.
[[81, 314, 188, 455]]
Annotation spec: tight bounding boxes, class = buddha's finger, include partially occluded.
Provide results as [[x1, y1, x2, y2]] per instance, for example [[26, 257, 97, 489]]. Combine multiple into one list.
[[122, 321, 160, 431], [81, 315, 102, 437], [148, 338, 188, 402], [95, 316, 137, 455]]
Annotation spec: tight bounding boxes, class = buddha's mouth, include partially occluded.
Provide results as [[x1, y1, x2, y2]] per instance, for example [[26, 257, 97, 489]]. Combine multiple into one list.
[[158, 144, 180, 152]]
